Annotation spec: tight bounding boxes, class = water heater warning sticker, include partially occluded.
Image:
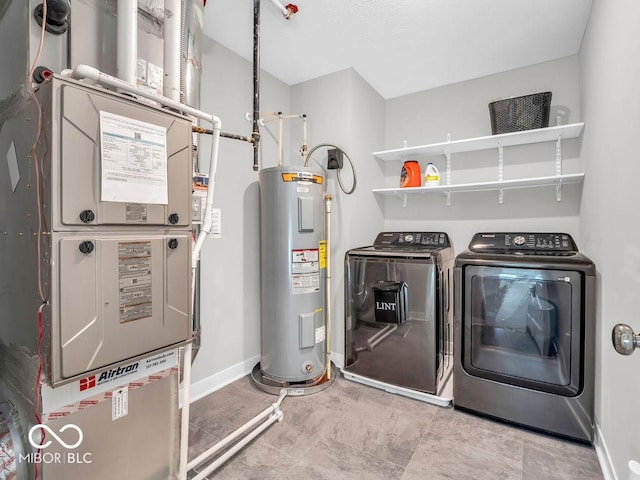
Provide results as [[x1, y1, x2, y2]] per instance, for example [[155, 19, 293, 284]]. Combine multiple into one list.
[[118, 242, 152, 323], [291, 249, 320, 294], [319, 241, 327, 269]]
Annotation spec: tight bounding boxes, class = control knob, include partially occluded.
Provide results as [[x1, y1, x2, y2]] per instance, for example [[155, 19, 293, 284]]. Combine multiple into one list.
[[513, 235, 526, 246]]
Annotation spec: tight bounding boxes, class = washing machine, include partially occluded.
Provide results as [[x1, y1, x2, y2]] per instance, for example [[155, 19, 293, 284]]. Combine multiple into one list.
[[454, 232, 596, 442], [343, 232, 454, 405]]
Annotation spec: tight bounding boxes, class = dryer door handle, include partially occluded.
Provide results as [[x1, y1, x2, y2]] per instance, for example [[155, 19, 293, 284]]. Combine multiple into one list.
[[612, 324, 640, 355]]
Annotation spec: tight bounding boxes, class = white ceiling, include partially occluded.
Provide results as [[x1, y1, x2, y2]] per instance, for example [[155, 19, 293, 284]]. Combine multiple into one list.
[[203, 0, 593, 99]]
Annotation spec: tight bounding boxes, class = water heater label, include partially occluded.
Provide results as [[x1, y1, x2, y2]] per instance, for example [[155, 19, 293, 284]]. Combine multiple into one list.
[[319, 241, 327, 269], [291, 249, 320, 294], [118, 242, 153, 323]]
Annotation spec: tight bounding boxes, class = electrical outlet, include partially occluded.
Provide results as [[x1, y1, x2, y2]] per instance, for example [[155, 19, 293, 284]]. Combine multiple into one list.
[[327, 148, 343, 169]]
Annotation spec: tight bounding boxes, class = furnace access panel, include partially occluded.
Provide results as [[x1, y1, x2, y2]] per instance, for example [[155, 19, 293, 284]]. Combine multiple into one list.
[[1, 77, 193, 385], [52, 78, 192, 228]]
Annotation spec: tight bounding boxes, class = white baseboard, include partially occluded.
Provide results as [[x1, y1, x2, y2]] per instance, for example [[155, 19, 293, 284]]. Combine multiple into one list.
[[594, 421, 617, 480], [186, 354, 260, 404]]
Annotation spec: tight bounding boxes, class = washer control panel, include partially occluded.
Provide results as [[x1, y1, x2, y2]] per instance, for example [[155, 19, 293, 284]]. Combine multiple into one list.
[[374, 232, 450, 249], [469, 232, 577, 253]]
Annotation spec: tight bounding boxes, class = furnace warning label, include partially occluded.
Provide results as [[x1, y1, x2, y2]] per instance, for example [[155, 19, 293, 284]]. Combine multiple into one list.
[[291, 249, 320, 295], [118, 242, 152, 323], [126, 203, 148, 223]]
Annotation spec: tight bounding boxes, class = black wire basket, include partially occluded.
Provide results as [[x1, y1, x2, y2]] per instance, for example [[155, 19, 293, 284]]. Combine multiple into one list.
[[489, 92, 552, 135]]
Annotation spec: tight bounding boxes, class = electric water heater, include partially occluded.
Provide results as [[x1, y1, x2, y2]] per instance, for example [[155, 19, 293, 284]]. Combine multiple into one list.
[[259, 166, 326, 382]]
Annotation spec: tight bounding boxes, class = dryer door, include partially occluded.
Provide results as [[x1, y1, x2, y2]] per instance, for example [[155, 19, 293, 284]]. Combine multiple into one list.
[[462, 265, 582, 396]]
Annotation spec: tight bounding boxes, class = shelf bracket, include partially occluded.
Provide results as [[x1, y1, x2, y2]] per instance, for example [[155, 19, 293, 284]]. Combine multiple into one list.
[[555, 133, 563, 202], [446, 133, 452, 186], [498, 144, 504, 181], [445, 190, 451, 206], [498, 185, 504, 204], [555, 135, 562, 176], [392, 190, 408, 207]]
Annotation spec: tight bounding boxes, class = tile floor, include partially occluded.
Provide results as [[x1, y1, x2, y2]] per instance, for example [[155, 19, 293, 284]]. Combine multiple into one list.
[[187, 374, 603, 480]]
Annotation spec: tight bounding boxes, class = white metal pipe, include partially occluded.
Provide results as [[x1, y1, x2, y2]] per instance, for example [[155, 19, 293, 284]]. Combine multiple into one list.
[[63, 65, 218, 125], [117, 0, 138, 84], [267, 0, 289, 17], [179, 342, 193, 480], [164, 0, 182, 102], [191, 123, 220, 267], [301, 116, 308, 158], [187, 406, 273, 470], [187, 389, 286, 471], [278, 114, 283, 166], [260, 113, 305, 124], [325, 195, 332, 379], [191, 411, 284, 480]]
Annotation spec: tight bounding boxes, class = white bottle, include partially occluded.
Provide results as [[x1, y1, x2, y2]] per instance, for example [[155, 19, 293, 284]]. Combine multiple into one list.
[[424, 163, 440, 187]]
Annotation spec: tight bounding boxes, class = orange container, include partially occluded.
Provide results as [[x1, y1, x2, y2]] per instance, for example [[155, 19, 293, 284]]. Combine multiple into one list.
[[400, 160, 421, 188]]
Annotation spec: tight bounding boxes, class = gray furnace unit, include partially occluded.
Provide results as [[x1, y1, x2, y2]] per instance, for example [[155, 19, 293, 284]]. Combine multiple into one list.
[[0, 75, 192, 479], [259, 167, 327, 383]]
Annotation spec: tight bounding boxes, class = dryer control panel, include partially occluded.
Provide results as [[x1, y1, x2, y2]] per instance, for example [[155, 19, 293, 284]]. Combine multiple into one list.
[[469, 232, 577, 253], [374, 232, 450, 250]]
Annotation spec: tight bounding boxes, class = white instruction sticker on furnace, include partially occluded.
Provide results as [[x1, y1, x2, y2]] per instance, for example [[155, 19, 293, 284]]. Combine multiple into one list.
[[100, 111, 168, 205], [118, 241, 152, 323], [146, 62, 164, 91], [112, 387, 129, 421], [210, 208, 222, 238], [315, 325, 326, 344], [291, 249, 320, 294]]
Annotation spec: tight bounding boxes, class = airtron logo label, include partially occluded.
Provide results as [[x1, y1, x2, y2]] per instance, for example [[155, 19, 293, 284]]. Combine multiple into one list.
[[375, 301, 397, 311], [79, 376, 96, 391], [79, 362, 139, 391]]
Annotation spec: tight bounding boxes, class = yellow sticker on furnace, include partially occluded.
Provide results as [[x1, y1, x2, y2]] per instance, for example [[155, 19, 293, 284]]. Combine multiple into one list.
[[319, 241, 327, 269]]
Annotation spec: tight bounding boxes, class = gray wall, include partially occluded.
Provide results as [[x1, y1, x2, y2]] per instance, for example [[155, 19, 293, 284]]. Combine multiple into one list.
[[383, 56, 583, 254], [291, 68, 386, 365], [193, 8, 637, 477], [192, 48, 585, 387], [191, 37, 292, 385], [580, 0, 640, 477]]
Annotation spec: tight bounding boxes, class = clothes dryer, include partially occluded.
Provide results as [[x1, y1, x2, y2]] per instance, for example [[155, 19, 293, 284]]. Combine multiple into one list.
[[343, 232, 454, 405], [454, 232, 596, 442]]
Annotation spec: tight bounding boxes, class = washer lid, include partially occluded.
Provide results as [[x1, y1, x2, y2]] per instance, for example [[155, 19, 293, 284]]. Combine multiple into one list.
[[373, 232, 450, 250], [468, 232, 577, 255]]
